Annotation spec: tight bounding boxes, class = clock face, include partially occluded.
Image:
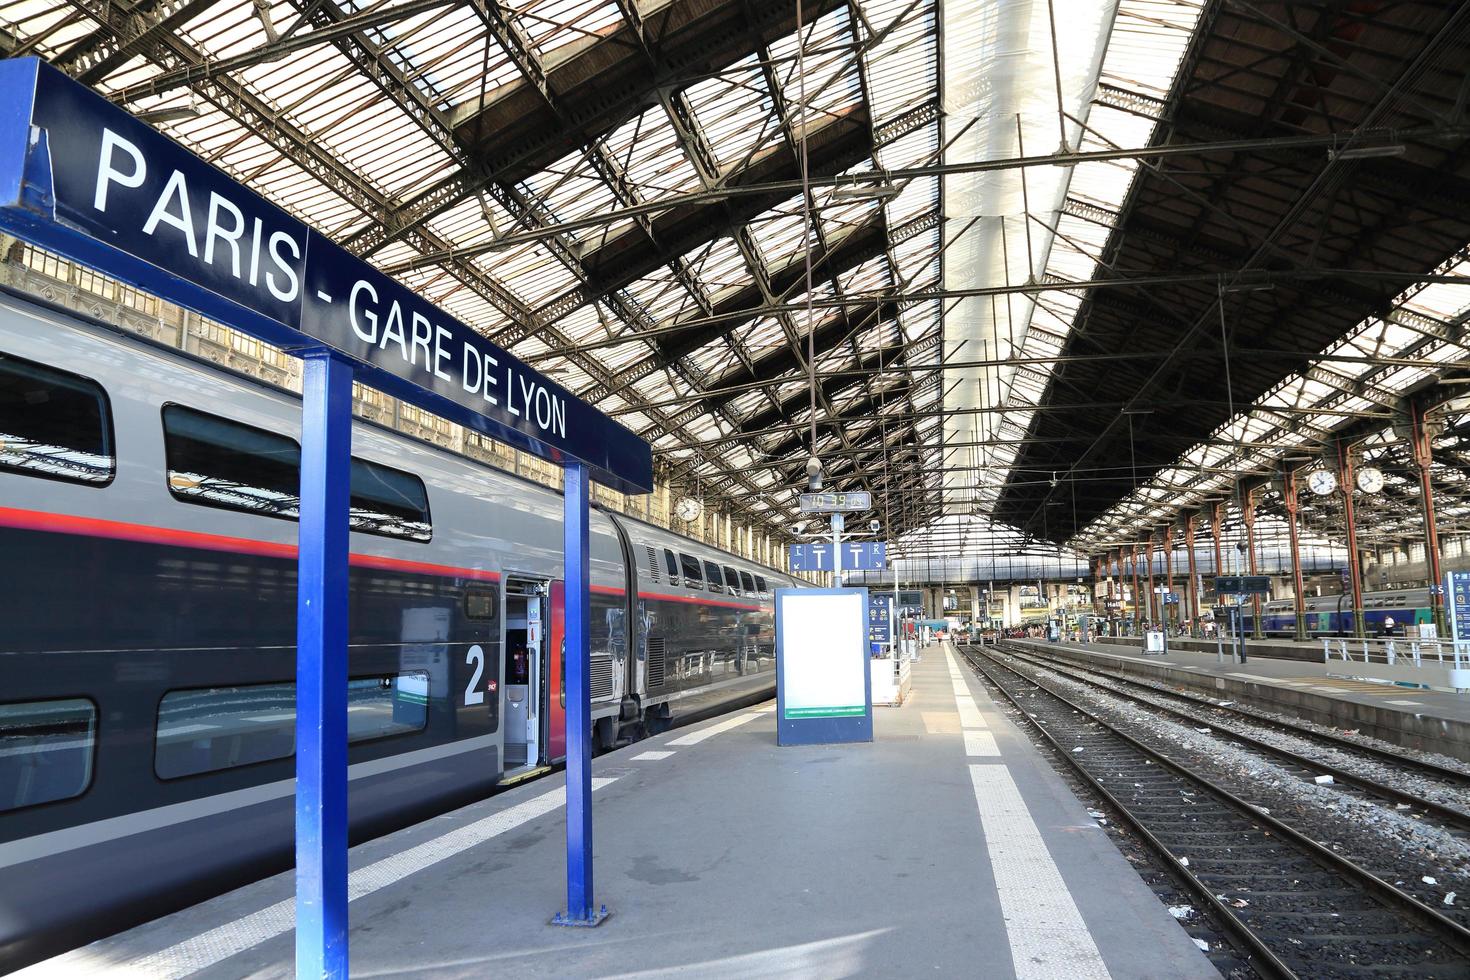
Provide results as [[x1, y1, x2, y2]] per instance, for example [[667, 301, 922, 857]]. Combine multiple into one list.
[[675, 497, 703, 522], [1307, 469, 1338, 496], [1356, 466, 1385, 494]]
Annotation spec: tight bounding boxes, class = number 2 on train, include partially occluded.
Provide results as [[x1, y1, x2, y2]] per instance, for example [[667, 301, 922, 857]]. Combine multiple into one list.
[[464, 645, 486, 705]]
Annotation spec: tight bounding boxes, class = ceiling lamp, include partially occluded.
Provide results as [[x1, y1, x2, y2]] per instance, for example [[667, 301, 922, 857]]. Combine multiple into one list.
[[830, 181, 900, 202], [137, 102, 202, 124], [1327, 143, 1406, 161]]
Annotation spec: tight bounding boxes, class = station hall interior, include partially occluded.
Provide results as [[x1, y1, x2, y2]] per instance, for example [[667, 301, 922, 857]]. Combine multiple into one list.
[[4, 1, 1470, 978]]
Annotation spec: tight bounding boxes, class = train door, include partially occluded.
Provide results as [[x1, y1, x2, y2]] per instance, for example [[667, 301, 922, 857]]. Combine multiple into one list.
[[502, 578, 551, 778]]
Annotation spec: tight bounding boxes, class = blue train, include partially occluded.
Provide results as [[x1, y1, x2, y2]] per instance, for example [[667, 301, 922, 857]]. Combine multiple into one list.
[[1241, 588, 1433, 637]]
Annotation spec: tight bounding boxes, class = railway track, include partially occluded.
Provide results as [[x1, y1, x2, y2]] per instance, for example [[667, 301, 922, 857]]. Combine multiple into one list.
[[992, 642, 1470, 836], [961, 645, 1470, 979]]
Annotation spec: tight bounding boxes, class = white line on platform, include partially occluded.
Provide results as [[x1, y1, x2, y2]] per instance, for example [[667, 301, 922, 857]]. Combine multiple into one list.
[[964, 730, 1000, 757], [956, 699, 985, 730], [968, 765, 1110, 980], [21, 779, 618, 980], [666, 712, 763, 746], [632, 750, 676, 761], [1386, 700, 1424, 706]]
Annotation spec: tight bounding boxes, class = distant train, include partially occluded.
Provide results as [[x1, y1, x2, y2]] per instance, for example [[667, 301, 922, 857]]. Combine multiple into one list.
[[1241, 588, 1433, 637], [0, 287, 802, 969]]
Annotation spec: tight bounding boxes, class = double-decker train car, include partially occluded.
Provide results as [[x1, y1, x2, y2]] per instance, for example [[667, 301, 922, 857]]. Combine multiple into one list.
[[0, 288, 801, 969], [1243, 588, 1433, 637]]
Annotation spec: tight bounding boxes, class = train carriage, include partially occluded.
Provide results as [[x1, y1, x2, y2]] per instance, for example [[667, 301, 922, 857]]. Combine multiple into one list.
[[0, 288, 800, 969]]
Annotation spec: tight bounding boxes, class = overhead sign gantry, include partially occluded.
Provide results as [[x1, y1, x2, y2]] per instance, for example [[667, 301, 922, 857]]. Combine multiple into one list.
[[0, 58, 650, 975]]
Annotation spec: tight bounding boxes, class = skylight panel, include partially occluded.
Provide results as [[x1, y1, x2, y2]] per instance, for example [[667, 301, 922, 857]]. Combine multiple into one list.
[[684, 65, 779, 175], [601, 106, 705, 201]]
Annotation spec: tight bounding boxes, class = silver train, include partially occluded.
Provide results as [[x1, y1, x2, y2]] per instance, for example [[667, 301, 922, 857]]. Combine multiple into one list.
[[0, 287, 799, 969]]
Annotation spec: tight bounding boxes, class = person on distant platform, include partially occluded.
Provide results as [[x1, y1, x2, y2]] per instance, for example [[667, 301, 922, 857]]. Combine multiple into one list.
[[1381, 614, 1396, 638]]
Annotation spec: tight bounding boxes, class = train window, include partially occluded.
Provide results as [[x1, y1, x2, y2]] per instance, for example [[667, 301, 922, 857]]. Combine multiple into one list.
[[162, 405, 301, 520], [155, 673, 430, 779], [703, 560, 723, 593], [739, 571, 756, 595], [350, 458, 431, 541], [0, 353, 114, 485], [722, 566, 740, 597], [664, 549, 679, 578], [464, 588, 498, 620], [678, 552, 702, 586], [754, 575, 768, 597], [0, 698, 96, 813], [162, 406, 432, 540]]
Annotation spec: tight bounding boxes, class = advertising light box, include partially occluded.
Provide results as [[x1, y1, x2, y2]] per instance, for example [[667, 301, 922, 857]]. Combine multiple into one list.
[[775, 588, 874, 745]]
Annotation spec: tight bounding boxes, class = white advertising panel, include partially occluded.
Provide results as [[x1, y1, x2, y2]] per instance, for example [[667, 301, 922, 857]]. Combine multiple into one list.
[[780, 591, 868, 718]]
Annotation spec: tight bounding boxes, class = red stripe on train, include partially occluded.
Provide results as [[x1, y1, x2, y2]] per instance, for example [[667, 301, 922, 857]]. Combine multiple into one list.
[[0, 505, 500, 582], [0, 507, 772, 605]]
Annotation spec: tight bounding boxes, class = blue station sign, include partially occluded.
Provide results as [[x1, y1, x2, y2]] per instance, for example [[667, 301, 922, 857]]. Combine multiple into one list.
[[0, 58, 651, 493], [788, 541, 887, 572]]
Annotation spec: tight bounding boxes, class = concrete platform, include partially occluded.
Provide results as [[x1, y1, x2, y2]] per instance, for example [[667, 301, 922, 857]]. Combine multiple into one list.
[[1009, 639, 1470, 762], [19, 647, 1214, 979]]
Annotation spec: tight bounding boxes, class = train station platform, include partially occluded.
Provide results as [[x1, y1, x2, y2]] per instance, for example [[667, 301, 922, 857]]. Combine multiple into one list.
[[19, 646, 1213, 979], [1007, 639, 1470, 762]]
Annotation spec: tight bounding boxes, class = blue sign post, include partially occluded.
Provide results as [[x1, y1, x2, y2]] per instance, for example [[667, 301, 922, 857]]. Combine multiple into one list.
[[0, 58, 647, 973], [294, 352, 353, 974]]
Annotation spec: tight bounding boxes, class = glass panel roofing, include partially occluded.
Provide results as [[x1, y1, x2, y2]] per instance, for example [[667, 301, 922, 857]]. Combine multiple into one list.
[[4, 0, 1461, 556]]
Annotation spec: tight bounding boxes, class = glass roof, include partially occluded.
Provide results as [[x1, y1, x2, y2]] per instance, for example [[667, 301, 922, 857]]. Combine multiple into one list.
[[7, 0, 1455, 558]]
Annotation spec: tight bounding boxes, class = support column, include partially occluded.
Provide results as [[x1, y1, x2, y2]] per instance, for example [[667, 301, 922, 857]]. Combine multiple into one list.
[[1410, 400, 1447, 636], [1131, 543, 1142, 635], [1185, 515, 1199, 635], [1212, 500, 1226, 593], [554, 462, 606, 926], [295, 352, 353, 980], [1282, 465, 1308, 641], [1162, 524, 1175, 627], [1337, 439, 1367, 639], [1242, 486, 1263, 639], [1145, 534, 1156, 628]]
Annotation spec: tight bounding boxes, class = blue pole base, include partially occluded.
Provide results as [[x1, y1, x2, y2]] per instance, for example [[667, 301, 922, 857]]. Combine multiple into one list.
[[551, 905, 610, 928]]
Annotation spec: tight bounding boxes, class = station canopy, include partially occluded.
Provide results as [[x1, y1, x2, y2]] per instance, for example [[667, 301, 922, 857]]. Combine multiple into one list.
[[2, 0, 1467, 566]]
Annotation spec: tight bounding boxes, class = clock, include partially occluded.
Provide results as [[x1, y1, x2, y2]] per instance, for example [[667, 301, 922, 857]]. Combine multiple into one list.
[[675, 497, 703, 522], [1356, 466, 1385, 494], [1307, 469, 1337, 496]]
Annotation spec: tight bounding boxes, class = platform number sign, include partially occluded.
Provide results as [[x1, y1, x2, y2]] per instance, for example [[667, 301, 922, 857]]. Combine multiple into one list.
[[1446, 571, 1470, 643]]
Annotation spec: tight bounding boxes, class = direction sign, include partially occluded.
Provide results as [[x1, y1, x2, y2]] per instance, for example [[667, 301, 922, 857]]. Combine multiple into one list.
[[1213, 576, 1271, 596], [1446, 570, 1470, 642], [867, 594, 892, 645], [788, 542, 887, 572], [798, 491, 872, 513], [0, 58, 651, 492]]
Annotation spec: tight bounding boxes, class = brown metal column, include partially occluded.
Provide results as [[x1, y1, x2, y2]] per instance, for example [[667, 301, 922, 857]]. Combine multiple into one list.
[[1131, 543, 1142, 635], [1162, 524, 1175, 628], [1282, 465, 1308, 641], [1337, 439, 1366, 639], [1212, 501, 1226, 586], [1145, 532, 1156, 628], [1242, 485, 1263, 639], [1410, 400, 1447, 636], [1185, 514, 1199, 635]]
